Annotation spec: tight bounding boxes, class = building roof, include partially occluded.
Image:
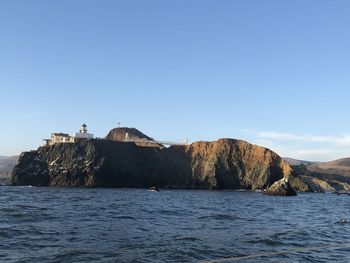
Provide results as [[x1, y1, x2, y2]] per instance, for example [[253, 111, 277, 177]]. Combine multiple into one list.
[[52, 133, 71, 137]]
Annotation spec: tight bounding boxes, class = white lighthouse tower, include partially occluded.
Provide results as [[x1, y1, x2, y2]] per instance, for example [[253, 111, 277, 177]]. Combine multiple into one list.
[[74, 123, 94, 139]]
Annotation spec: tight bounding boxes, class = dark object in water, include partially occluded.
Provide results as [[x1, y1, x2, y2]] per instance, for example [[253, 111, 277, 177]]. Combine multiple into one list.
[[337, 219, 348, 224], [149, 186, 159, 192]]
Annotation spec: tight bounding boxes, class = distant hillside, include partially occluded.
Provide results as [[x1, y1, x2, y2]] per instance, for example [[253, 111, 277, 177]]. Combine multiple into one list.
[[292, 157, 350, 192], [308, 158, 350, 177], [0, 156, 18, 175], [283, 157, 319, 166], [0, 156, 18, 185]]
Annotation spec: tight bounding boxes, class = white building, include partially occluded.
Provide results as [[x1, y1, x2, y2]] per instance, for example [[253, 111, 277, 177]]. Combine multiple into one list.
[[44, 124, 94, 146], [50, 133, 74, 144], [74, 123, 94, 139]]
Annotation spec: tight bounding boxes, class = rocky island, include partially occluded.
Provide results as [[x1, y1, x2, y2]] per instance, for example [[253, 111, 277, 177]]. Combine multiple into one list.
[[10, 127, 308, 195]]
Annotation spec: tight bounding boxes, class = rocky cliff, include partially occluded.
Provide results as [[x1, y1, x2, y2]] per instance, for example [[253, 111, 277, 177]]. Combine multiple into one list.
[[11, 136, 309, 191]]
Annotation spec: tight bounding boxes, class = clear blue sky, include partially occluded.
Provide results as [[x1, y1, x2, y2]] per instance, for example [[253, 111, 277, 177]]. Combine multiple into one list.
[[1, 0, 350, 161]]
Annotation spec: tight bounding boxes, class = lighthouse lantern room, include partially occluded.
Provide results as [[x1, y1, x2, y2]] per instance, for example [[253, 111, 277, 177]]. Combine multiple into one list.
[[75, 123, 94, 139]]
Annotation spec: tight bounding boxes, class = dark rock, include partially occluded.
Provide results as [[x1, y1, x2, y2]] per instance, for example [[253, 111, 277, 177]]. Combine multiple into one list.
[[149, 186, 160, 192], [265, 178, 297, 196], [11, 151, 49, 186]]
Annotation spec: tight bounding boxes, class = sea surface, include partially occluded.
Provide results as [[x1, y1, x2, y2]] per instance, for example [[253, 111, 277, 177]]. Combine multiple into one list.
[[0, 187, 350, 262]]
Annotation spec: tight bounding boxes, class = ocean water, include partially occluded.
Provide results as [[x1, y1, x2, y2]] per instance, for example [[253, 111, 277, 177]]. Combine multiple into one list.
[[0, 187, 350, 262]]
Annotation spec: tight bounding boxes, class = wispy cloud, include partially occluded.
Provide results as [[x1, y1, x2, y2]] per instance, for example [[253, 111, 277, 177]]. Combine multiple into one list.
[[278, 148, 350, 162], [258, 131, 350, 146], [238, 130, 350, 161]]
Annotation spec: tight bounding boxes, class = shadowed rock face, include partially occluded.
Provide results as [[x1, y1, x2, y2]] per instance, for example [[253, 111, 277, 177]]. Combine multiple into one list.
[[11, 138, 309, 191]]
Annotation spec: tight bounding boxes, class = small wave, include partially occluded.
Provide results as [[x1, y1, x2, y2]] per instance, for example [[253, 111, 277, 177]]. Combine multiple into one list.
[[176, 236, 201, 242], [213, 213, 239, 220], [247, 238, 284, 246], [137, 227, 151, 232], [15, 204, 36, 209], [198, 213, 239, 221], [8, 212, 26, 218], [0, 207, 17, 213], [54, 250, 89, 260], [0, 230, 11, 238], [158, 209, 190, 216], [67, 236, 79, 242], [115, 215, 136, 220]]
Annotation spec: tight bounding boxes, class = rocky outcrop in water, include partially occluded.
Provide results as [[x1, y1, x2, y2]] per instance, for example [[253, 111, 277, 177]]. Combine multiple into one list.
[[265, 178, 297, 196], [11, 132, 310, 191]]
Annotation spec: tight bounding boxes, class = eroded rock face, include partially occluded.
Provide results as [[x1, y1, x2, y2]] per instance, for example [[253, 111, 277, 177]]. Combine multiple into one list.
[[265, 178, 297, 196], [11, 138, 310, 191], [301, 176, 335, 193], [185, 139, 294, 190], [301, 175, 350, 192]]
